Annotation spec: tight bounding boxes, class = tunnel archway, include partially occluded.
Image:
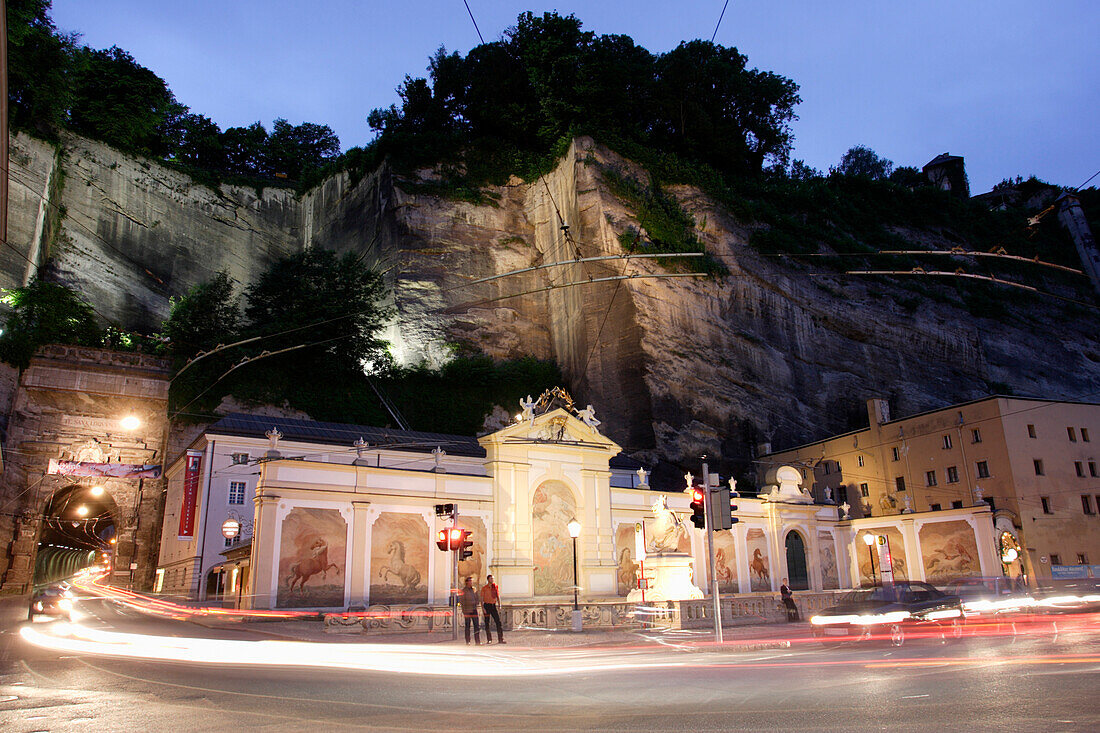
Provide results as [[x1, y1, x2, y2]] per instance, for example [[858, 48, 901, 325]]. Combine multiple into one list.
[[33, 483, 119, 586]]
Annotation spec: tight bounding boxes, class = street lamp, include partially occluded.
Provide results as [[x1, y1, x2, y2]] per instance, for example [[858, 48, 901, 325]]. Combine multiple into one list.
[[862, 533, 878, 586], [567, 517, 582, 631]]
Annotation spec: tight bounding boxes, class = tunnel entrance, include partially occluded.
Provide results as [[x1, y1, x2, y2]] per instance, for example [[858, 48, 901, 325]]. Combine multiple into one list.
[[33, 484, 118, 587]]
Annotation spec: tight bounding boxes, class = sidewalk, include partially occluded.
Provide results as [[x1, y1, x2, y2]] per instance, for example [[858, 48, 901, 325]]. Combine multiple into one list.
[[191, 613, 816, 650]]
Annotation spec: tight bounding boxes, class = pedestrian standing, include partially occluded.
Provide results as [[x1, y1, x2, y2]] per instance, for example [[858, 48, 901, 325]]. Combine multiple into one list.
[[481, 574, 505, 644], [459, 576, 481, 645], [780, 577, 799, 622]]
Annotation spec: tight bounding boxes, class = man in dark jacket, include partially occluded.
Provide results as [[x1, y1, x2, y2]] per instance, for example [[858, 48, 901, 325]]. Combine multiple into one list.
[[780, 577, 799, 621], [459, 576, 481, 645], [481, 575, 505, 644]]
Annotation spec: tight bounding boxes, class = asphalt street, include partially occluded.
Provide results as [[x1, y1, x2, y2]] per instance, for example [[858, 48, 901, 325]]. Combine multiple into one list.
[[1, 594, 1098, 732]]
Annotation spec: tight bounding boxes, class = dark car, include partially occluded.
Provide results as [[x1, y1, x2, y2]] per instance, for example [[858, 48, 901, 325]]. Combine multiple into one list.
[[28, 585, 74, 621], [810, 581, 963, 646], [943, 577, 1034, 617]]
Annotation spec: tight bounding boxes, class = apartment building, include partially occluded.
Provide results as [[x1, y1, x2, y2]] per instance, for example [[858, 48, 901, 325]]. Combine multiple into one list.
[[763, 397, 1100, 585]]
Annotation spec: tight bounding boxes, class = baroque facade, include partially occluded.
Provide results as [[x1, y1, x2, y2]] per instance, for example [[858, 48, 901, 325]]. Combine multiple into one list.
[[160, 396, 1000, 611]]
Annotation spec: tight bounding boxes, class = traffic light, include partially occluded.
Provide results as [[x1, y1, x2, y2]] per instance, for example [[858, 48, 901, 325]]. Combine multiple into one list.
[[457, 529, 474, 560], [712, 487, 733, 530], [434, 503, 455, 517], [436, 528, 451, 551], [447, 527, 464, 551], [729, 493, 740, 526], [689, 487, 706, 529]]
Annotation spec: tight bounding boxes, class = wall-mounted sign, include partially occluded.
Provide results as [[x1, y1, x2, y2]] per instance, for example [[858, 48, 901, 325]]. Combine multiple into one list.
[[178, 451, 202, 539]]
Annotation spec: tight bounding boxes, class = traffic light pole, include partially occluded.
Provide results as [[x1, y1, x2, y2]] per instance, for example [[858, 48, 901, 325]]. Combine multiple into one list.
[[701, 460, 723, 644], [451, 505, 459, 641]]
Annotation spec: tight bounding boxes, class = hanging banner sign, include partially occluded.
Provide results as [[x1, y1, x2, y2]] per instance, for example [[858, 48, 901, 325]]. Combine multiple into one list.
[[48, 459, 161, 479], [178, 451, 203, 539]]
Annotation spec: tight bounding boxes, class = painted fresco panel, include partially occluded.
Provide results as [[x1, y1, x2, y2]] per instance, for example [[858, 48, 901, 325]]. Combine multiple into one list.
[[857, 526, 908, 584], [920, 520, 980, 583], [746, 528, 771, 592], [277, 508, 347, 608], [532, 482, 576, 596], [457, 515, 488, 586], [615, 523, 640, 596], [713, 530, 739, 594], [369, 512, 429, 606], [818, 531, 838, 590]]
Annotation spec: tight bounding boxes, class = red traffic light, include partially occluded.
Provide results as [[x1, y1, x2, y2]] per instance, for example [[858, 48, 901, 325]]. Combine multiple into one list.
[[691, 488, 704, 503], [436, 528, 450, 551], [689, 487, 706, 529]]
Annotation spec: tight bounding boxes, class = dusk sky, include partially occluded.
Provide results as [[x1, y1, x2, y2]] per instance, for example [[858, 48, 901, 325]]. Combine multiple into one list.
[[50, 1, 1099, 193]]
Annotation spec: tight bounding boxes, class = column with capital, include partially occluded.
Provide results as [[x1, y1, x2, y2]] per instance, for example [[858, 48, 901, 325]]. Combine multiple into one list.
[[247, 494, 281, 609]]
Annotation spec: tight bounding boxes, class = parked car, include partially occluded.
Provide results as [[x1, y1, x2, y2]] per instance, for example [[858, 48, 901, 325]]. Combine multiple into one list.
[[810, 581, 963, 646], [28, 585, 74, 621]]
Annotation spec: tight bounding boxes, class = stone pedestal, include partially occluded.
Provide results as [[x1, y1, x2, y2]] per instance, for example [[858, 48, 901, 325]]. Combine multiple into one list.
[[627, 553, 703, 603]]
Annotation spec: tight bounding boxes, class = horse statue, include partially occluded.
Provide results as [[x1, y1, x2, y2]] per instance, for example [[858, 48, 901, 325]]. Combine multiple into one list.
[[378, 539, 422, 591], [649, 495, 687, 553], [286, 538, 338, 592]]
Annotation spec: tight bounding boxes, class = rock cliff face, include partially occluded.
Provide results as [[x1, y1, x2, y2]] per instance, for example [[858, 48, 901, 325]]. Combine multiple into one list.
[[6, 132, 1099, 479]]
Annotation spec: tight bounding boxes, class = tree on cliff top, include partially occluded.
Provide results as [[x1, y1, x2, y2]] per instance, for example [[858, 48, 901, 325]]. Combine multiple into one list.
[[367, 11, 800, 183]]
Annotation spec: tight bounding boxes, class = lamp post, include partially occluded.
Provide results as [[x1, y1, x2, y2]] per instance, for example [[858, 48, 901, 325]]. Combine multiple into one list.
[[567, 517, 582, 631], [862, 533, 878, 586]]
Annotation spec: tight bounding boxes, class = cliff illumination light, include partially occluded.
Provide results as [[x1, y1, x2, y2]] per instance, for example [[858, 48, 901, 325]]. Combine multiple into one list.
[[120, 415, 140, 431], [89, 485, 105, 497], [75, 505, 89, 517]]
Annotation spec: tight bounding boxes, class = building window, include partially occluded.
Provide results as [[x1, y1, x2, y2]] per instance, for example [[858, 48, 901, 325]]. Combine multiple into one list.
[[971, 428, 982, 444], [858, 455, 864, 468], [1076, 461, 1085, 477], [951, 500, 963, 509], [925, 470, 937, 486], [1033, 459, 1044, 476], [1068, 427, 1077, 442], [895, 476, 906, 492], [1083, 495, 1095, 515], [1077, 553, 1089, 565], [1090, 462, 1098, 478], [1049, 553, 1060, 565], [986, 497, 996, 512], [930, 503, 942, 511], [976, 461, 990, 479], [835, 460, 841, 473], [891, 447, 900, 461], [1028, 424, 1036, 439], [228, 481, 246, 505], [1082, 428, 1090, 442], [230, 453, 250, 465], [224, 536, 236, 548], [942, 434, 953, 450], [946, 466, 959, 483], [1041, 496, 1052, 514], [837, 486, 848, 505], [860, 483, 870, 498]]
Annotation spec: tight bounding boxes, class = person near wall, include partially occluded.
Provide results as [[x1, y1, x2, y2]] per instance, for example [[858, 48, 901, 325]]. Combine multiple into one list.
[[459, 576, 482, 645], [780, 577, 799, 622], [481, 574, 506, 644]]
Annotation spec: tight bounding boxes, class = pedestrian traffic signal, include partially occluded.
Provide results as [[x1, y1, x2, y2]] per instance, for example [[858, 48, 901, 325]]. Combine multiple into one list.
[[434, 503, 455, 517], [458, 529, 474, 560], [436, 528, 451, 551], [689, 487, 706, 529]]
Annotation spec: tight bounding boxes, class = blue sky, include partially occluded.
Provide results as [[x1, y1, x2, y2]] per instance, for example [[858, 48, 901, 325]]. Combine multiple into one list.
[[51, 1, 1100, 193]]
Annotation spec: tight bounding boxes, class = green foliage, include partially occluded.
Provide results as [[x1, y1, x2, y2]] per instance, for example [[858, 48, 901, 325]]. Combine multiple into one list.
[[599, 166, 727, 275], [367, 12, 800, 190], [7, 0, 74, 138], [0, 278, 100, 368], [161, 272, 240, 362], [832, 145, 893, 181]]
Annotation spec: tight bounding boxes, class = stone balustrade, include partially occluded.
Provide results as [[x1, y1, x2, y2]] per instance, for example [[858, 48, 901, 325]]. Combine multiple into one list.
[[322, 591, 849, 634]]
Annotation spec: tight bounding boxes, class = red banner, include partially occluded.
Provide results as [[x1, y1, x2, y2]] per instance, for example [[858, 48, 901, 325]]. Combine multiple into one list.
[[178, 451, 203, 538]]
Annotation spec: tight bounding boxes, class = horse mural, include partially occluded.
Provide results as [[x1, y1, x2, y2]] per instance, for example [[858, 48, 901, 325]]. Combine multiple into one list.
[[750, 548, 770, 584], [379, 540, 422, 592], [286, 538, 338, 592]]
